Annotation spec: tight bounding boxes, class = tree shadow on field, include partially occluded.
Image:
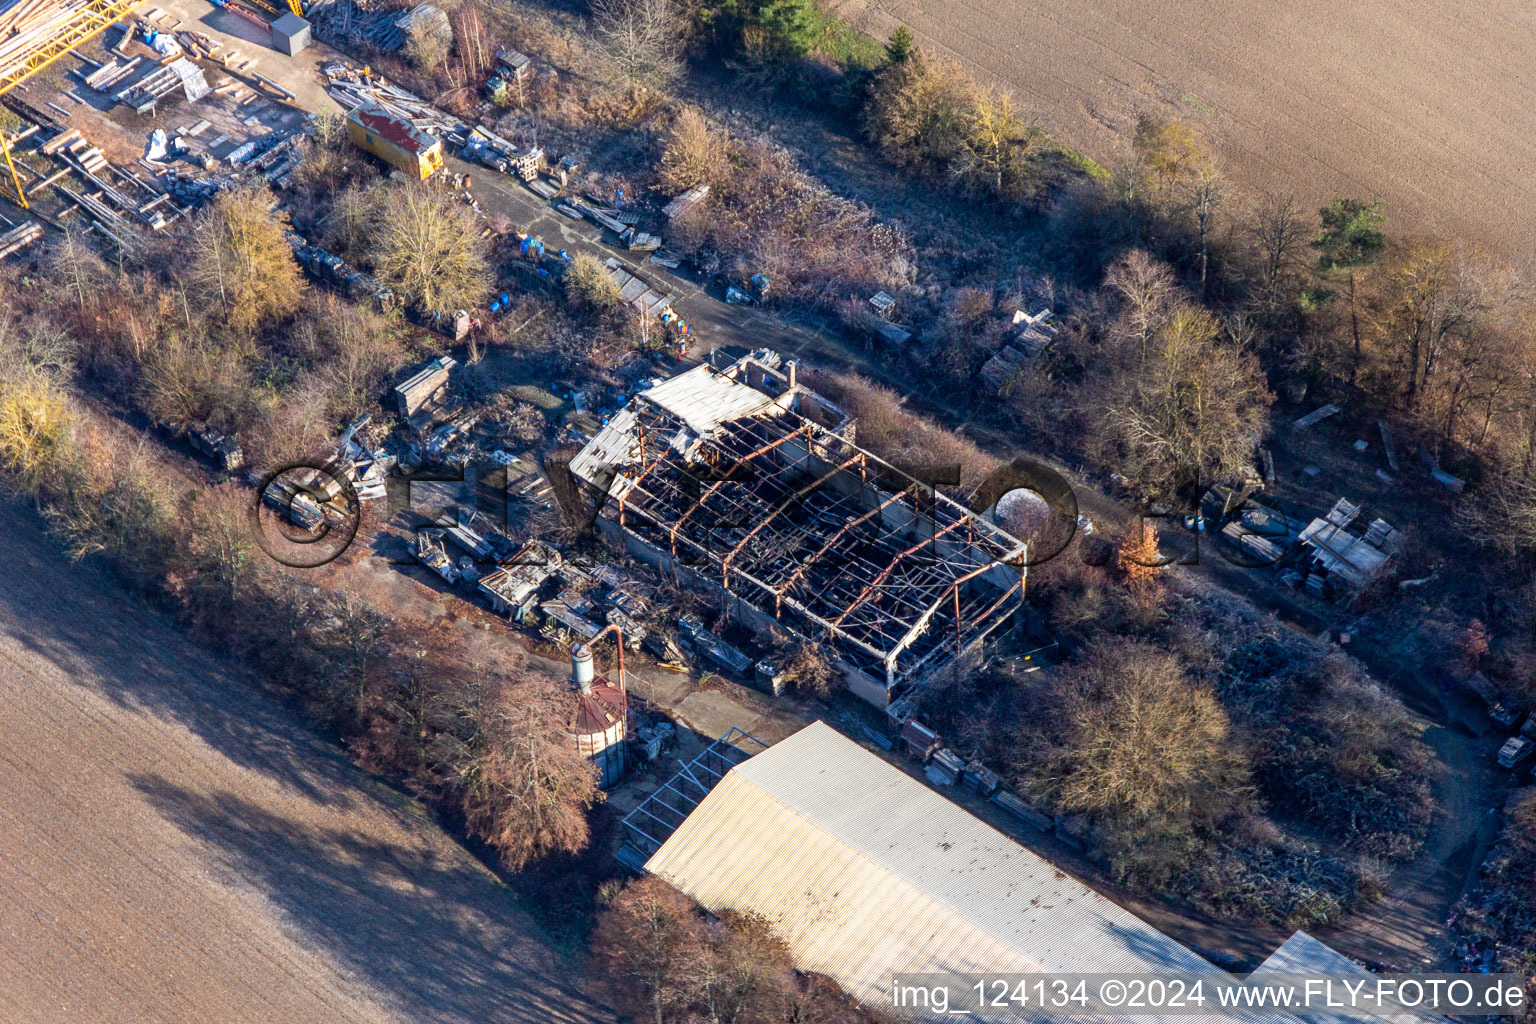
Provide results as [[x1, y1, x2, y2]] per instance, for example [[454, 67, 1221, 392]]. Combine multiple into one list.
[[0, 498, 361, 809], [129, 774, 607, 1024]]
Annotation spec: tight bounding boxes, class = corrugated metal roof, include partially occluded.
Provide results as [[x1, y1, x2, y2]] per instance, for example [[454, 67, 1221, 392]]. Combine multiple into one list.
[[646, 722, 1236, 1018], [566, 366, 781, 497], [638, 363, 781, 435], [1252, 932, 1445, 1024], [566, 406, 642, 496], [1251, 931, 1360, 975]]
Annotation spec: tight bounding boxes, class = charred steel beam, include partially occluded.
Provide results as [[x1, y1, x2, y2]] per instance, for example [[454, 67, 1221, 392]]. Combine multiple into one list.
[[890, 560, 999, 658], [827, 516, 972, 630], [665, 424, 813, 559], [771, 484, 921, 614], [720, 454, 863, 581]]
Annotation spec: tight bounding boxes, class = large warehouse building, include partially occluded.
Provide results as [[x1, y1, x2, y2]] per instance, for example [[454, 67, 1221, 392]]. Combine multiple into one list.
[[568, 351, 1028, 707], [642, 722, 1368, 1023]]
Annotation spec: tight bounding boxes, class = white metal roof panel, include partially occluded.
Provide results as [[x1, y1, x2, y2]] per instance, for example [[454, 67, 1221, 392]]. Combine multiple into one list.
[[637, 364, 781, 435], [646, 722, 1250, 1021], [1252, 931, 1361, 975], [567, 407, 641, 496]]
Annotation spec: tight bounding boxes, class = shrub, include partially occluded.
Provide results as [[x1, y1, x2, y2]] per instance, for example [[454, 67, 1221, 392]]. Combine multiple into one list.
[[1013, 638, 1253, 886], [655, 107, 728, 194], [365, 184, 492, 314], [564, 251, 624, 313]]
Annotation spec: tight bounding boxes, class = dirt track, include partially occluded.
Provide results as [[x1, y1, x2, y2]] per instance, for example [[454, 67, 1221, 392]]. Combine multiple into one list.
[[831, 0, 1536, 257], [0, 500, 607, 1024]]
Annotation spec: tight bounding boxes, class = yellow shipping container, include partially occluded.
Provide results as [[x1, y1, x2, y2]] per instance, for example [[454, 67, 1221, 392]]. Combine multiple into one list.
[[346, 104, 443, 180]]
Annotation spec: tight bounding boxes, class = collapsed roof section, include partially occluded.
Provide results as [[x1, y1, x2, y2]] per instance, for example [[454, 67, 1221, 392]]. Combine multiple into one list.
[[569, 352, 1027, 703]]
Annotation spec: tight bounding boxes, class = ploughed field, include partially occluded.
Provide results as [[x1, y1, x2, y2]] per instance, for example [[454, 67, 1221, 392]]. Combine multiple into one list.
[[0, 500, 604, 1024], [832, 0, 1536, 257]]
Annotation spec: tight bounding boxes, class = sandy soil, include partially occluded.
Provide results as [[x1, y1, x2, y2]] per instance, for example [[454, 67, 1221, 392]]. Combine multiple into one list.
[[0, 499, 608, 1024], [831, 0, 1536, 258]]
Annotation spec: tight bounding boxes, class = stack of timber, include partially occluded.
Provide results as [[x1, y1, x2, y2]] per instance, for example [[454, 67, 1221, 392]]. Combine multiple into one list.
[[79, 53, 139, 88], [0, 0, 146, 94], [0, 219, 44, 259], [174, 29, 218, 60], [58, 183, 140, 249]]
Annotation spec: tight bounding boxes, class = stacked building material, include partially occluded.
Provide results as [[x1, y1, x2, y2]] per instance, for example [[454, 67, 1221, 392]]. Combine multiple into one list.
[[80, 53, 139, 88], [384, 2, 448, 52], [0, 219, 44, 259], [323, 60, 469, 147]]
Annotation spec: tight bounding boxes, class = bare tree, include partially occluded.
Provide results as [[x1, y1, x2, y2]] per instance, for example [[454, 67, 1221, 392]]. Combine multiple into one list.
[[178, 484, 259, 627], [1019, 638, 1252, 883], [655, 107, 727, 193], [591, 0, 684, 94], [594, 876, 707, 1024], [366, 184, 491, 314], [0, 362, 73, 497], [187, 187, 305, 335], [45, 226, 108, 311], [1249, 192, 1308, 307], [1101, 303, 1273, 498], [455, 668, 599, 870], [46, 428, 176, 588], [952, 86, 1040, 202], [1362, 239, 1507, 410], [1185, 161, 1224, 296], [309, 592, 390, 729], [136, 335, 259, 434], [403, 18, 449, 71], [453, 1, 493, 77], [1458, 468, 1536, 557], [864, 54, 971, 170], [1103, 249, 1180, 363]]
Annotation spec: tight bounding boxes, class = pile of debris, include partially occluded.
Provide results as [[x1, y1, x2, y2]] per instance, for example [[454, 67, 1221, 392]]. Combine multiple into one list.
[[602, 257, 675, 319], [1293, 497, 1401, 597], [979, 307, 1057, 396], [331, 414, 395, 501], [462, 125, 541, 179], [662, 184, 708, 221], [896, 712, 1054, 832], [538, 562, 653, 649]]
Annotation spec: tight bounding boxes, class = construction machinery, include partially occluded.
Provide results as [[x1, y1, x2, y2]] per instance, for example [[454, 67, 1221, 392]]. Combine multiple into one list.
[[0, 0, 147, 97], [0, 129, 25, 209]]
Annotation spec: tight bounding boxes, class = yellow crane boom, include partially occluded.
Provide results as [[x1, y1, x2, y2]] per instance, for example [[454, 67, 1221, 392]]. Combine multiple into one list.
[[1, 131, 26, 210], [0, 0, 148, 98]]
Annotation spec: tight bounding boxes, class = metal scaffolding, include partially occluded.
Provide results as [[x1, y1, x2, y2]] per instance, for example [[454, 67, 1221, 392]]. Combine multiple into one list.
[[620, 728, 767, 857]]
